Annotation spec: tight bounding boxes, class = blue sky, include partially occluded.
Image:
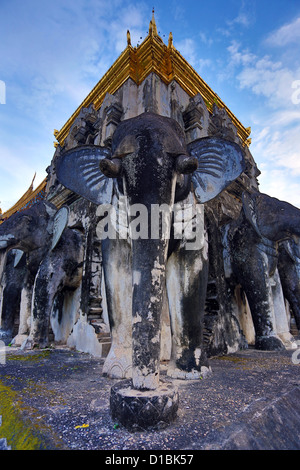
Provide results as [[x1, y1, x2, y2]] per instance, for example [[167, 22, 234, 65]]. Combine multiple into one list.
[[1, 0, 300, 211]]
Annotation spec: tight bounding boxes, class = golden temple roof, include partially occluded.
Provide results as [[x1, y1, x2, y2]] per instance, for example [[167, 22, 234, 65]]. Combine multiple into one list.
[[54, 12, 251, 148], [0, 175, 47, 223]]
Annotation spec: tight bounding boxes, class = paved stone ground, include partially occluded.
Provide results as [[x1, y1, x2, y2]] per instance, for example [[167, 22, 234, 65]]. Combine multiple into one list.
[[0, 345, 299, 452]]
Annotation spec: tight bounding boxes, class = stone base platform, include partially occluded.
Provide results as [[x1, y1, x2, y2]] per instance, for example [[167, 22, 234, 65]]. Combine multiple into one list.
[[110, 379, 179, 432]]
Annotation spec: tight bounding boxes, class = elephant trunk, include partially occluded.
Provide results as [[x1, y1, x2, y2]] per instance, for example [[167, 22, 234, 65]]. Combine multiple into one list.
[[131, 236, 169, 390], [129, 173, 175, 391]]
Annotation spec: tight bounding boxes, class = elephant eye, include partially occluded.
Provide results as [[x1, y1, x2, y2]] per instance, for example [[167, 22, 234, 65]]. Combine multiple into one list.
[[113, 135, 136, 158], [21, 216, 31, 224], [112, 150, 134, 159], [167, 151, 188, 159]]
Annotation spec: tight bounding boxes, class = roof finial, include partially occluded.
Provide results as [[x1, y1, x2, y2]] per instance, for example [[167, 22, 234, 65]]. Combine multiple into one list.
[[30, 172, 36, 190], [127, 29, 131, 46], [149, 7, 158, 36]]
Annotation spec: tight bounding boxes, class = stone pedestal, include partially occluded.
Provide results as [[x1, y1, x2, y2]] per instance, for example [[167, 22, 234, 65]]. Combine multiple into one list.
[[110, 379, 179, 431]]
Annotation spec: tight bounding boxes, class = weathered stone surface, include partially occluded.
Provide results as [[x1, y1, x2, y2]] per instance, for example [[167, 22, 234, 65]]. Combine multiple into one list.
[[205, 384, 300, 450], [110, 379, 179, 431]]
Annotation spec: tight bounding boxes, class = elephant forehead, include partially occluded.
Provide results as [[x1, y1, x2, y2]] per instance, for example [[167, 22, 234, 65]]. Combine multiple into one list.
[[112, 113, 186, 154]]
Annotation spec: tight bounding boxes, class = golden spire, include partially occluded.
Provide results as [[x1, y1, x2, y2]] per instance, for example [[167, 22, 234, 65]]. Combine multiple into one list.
[[149, 8, 158, 36], [168, 31, 173, 49], [127, 29, 131, 46]]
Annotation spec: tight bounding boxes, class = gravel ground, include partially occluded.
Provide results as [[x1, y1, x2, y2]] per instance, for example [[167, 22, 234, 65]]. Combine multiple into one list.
[[0, 345, 299, 452]]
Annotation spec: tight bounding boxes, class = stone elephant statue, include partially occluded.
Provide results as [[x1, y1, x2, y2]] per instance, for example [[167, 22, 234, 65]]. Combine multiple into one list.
[[56, 111, 245, 390], [0, 201, 84, 348], [278, 238, 300, 334], [227, 191, 300, 350]]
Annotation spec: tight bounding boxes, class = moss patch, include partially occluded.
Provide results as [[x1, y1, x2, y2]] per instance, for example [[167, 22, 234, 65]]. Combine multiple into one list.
[[0, 381, 46, 450], [6, 350, 51, 362]]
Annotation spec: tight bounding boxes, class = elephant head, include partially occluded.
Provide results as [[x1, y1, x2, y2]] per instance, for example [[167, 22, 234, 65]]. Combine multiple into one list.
[[56, 111, 245, 389], [0, 202, 54, 284], [242, 191, 300, 243], [0, 202, 69, 258]]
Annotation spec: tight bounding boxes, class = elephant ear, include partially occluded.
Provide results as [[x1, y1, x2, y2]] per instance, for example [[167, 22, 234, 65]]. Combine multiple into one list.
[[242, 191, 264, 238], [56, 145, 113, 205], [50, 206, 69, 251], [188, 137, 245, 203]]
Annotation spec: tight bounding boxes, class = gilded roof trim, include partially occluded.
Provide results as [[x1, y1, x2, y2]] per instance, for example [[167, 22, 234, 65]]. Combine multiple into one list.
[[0, 177, 47, 222]]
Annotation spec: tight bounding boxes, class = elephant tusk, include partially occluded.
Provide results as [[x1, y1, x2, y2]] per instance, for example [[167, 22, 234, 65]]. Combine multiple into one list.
[[0, 235, 15, 249], [175, 155, 198, 174]]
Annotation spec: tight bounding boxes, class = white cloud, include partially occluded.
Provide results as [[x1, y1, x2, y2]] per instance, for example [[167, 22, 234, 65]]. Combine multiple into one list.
[[0, 143, 47, 211], [227, 0, 255, 28], [238, 59, 299, 108], [257, 167, 300, 208], [0, 0, 150, 212], [266, 16, 300, 46], [222, 33, 300, 209], [225, 40, 300, 110], [227, 40, 256, 66], [198, 58, 213, 73], [0, 0, 148, 120], [175, 38, 197, 67], [109, 4, 148, 52], [199, 32, 213, 47]]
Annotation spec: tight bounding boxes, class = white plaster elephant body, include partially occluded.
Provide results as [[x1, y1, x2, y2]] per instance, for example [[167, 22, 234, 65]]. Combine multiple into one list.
[[56, 112, 245, 389]]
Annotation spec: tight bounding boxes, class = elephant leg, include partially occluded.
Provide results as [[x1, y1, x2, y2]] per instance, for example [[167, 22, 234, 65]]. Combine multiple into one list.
[[285, 288, 300, 333], [287, 295, 300, 334], [279, 261, 300, 333], [30, 259, 66, 348], [271, 269, 297, 349], [101, 237, 132, 379], [18, 280, 33, 336], [0, 283, 21, 344], [166, 243, 211, 379], [236, 255, 285, 351]]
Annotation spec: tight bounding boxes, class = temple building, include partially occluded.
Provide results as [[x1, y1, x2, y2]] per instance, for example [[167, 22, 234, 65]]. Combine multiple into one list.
[[1, 12, 295, 360]]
